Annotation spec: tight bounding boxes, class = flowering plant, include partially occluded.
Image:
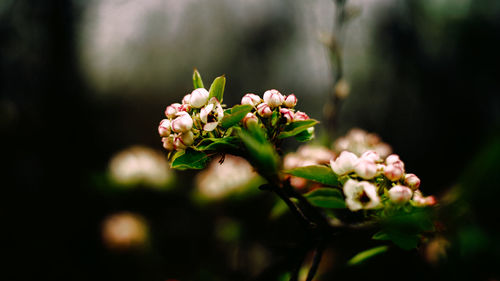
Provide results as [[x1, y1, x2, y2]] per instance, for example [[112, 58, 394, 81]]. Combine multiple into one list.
[[157, 70, 437, 279]]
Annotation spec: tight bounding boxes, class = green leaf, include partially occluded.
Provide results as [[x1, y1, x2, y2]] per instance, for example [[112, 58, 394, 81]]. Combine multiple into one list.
[[171, 149, 210, 170], [278, 119, 318, 139], [220, 104, 253, 129], [193, 69, 204, 89], [271, 110, 279, 126], [294, 127, 315, 142], [304, 188, 346, 208], [284, 165, 339, 186], [208, 75, 226, 102], [347, 245, 389, 266], [372, 230, 419, 250], [195, 137, 240, 152], [237, 124, 279, 180]]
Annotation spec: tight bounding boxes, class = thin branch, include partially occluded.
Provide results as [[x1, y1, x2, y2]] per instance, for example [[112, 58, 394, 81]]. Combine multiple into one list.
[[306, 241, 326, 281]]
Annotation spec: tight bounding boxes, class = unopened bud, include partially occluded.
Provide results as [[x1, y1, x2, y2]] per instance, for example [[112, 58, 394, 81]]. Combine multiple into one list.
[[361, 150, 380, 163], [263, 89, 284, 108], [330, 151, 358, 175], [158, 119, 171, 137], [256, 103, 273, 117], [293, 111, 309, 121], [283, 94, 297, 108], [189, 88, 209, 108], [162, 136, 175, 151], [386, 154, 401, 165], [165, 103, 181, 118], [384, 164, 404, 181], [242, 113, 259, 127], [280, 108, 294, 123], [413, 190, 437, 207], [241, 93, 261, 107], [171, 112, 193, 133], [182, 94, 191, 105], [354, 159, 378, 179], [388, 185, 413, 204], [174, 131, 194, 150], [405, 173, 421, 190]]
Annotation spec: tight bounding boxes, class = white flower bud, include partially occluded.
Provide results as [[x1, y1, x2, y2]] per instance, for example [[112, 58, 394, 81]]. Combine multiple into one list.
[[330, 151, 358, 175], [283, 94, 297, 108], [165, 103, 181, 118], [171, 112, 193, 133], [388, 185, 413, 204], [241, 93, 262, 107], [242, 112, 259, 127], [404, 173, 421, 190], [174, 131, 194, 150], [384, 164, 404, 181], [158, 119, 171, 137], [263, 89, 284, 108], [280, 108, 294, 123], [293, 111, 309, 121], [189, 88, 209, 108], [386, 154, 401, 165], [361, 150, 381, 163], [256, 103, 273, 117], [182, 94, 191, 105], [354, 159, 378, 179], [162, 136, 175, 151]]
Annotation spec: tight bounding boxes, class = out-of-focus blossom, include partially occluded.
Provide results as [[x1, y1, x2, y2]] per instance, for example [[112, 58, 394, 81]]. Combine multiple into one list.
[[241, 93, 262, 107], [354, 159, 378, 179], [293, 111, 309, 121], [333, 128, 392, 158], [296, 145, 335, 164], [360, 150, 381, 163], [256, 103, 272, 117], [385, 154, 400, 165], [388, 185, 413, 203], [280, 108, 294, 123], [343, 179, 380, 211], [334, 79, 350, 99], [102, 212, 149, 250], [283, 94, 297, 108], [425, 237, 449, 266], [263, 89, 284, 108], [195, 155, 260, 200], [189, 88, 209, 108], [412, 190, 437, 207], [171, 111, 193, 133], [242, 113, 259, 127], [330, 151, 358, 176], [200, 97, 224, 131], [384, 163, 404, 181], [405, 173, 421, 190], [109, 146, 172, 188]]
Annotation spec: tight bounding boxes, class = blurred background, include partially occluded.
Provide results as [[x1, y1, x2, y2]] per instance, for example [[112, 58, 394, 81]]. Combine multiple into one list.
[[2, 0, 500, 280]]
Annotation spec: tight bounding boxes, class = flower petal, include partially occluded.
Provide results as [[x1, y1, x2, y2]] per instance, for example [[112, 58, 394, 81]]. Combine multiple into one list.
[[204, 122, 218, 131]]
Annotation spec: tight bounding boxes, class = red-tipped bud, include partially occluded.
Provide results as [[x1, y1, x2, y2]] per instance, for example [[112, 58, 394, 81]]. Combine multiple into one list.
[[280, 108, 294, 123], [241, 93, 262, 107], [256, 103, 273, 117], [293, 111, 309, 121], [405, 173, 421, 190], [158, 119, 171, 137], [242, 113, 259, 127], [165, 103, 182, 118], [263, 89, 284, 108], [171, 112, 193, 133], [283, 94, 297, 108], [388, 185, 413, 204]]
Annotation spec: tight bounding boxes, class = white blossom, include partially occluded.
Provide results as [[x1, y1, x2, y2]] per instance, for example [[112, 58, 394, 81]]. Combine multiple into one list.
[[343, 179, 381, 211], [189, 88, 209, 108], [171, 111, 193, 133], [200, 97, 224, 131], [330, 151, 358, 175]]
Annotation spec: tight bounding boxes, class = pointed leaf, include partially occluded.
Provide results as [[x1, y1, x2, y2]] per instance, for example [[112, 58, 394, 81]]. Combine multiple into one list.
[[278, 119, 318, 139], [221, 104, 253, 129], [347, 246, 389, 266], [304, 188, 346, 208], [294, 127, 315, 142], [208, 75, 226, 102], [195, 137, 240, 152], [193, 69, 204, 89], [171, 149, 210, 170], [284, 165, 339, 186], [238, 124, 278, 180]]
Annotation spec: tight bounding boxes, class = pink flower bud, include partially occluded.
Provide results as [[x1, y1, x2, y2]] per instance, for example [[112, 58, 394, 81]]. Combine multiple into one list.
[[354, 159, 378, 179], [242, 112, 259, 127], [293, 111, 309, 121], [256, 103, 273, 117], [283, 94, 297, 108], [174, 131, 194, 150], [388, 185, 413, 204], [384, 164, 404, 181], [280, 108, 294, 123], [263, 89, 284, 108], [162, 136, 175, 151], [158, 119, 171, 137], [165, 103, 182, 118], [413, 190, 437, 207], [182, 94, 191, 105], [330, 151, 358, 175], [171, 112, 193, 133], [189, 88, 209, 108], [404, 173, 421, 190], [361, 150, 381, 163], [241, 93, 261, 107], [386, 154, 401, 165]]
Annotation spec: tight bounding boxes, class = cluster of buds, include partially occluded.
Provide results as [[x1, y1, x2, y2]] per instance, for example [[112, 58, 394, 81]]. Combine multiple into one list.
[[284, 145, 336, 189], [158, 88, 224, 151], [333, 128, 392, 158], [240, 89, 310, 128], [330, 150, 436, 211]]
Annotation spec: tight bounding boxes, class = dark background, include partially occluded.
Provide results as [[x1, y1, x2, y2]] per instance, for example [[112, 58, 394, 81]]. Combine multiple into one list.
[[2, 0, 500, 280]]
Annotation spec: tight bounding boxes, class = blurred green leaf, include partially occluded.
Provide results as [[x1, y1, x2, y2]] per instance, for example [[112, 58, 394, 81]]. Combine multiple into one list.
[[171, 149, 210, 170], [208, 75, 226, 102], [372, 230, 419, 250], [192, 69, 204, 89], [294, 128, 315, 142], [271, 110, 279, 126], [347, 245, 389, 266], [284, 165, 339, 186], [195, 137, 240, 152], [278, 119, 318, 139], [304, 188, 346, 208], [220, 104, 253, 129]]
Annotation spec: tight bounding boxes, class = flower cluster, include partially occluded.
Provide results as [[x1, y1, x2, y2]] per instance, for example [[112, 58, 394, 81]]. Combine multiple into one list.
[[158, 88, 224, 151], [330, 150, 436, 211], [333, 128, 392, 158], [240, 90, 310, 128], [284, 145, 336, 189]]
